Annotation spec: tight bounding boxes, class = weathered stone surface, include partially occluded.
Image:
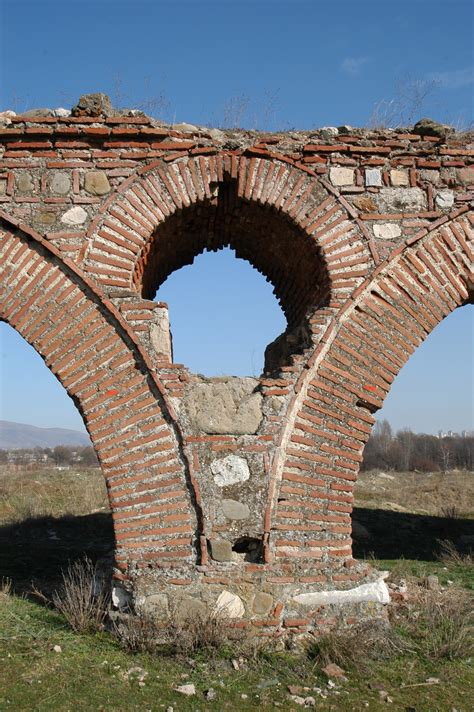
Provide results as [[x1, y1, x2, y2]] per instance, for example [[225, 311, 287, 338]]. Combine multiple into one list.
[[292, 577, 390, 606], [390, 169, 409, 186], [457, 167, 474, 184], [175, 683, 196, 696], [16, 173, 34, 192], [215, 590, 245, 618], [61, 206, 88, 225], [150, 319, 172, 360], [34, 211, 56, 226], [184, 378, 262, 434], [376, 187, 426, 212], [329, 167, 354, 186], [143, 593, 169, 618], [252, 592, 273, 615], [84, 171, 111, 196], [0, 181, 6, 195], [413, 117, 450, 138], [50, 172, 71, 195], [211, 455, 250, 487], [209, 539, 233, 562], [221, 498, 250, 520], [435, 189, 454, 209], [21, 108, 54, 118], [365, 168, 382, 187], [320, 126, 338, 137], [111, 584, 131, 610], [373, 223, 402, 240], [175, 596, 207, 621], [419, 169, 441, 185], [72, 92, 113, 117]]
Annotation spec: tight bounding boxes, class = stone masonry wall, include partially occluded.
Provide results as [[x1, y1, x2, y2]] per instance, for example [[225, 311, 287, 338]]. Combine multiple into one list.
[[1, 96, 473, 637]]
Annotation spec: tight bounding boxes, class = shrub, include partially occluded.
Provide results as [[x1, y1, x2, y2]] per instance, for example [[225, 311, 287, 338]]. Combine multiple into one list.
[[52, 557, 110, 634]]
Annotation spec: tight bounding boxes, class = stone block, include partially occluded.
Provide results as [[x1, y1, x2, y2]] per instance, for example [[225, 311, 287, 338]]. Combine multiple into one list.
[[365, 168, 382, 187], [329, 167, 354, 186], [211, 455, 250, 487], [174, 596, 207, 622], [16, 173, 34, 193], [215, 590, 245, 618], [419, 169, 440, 185], [221, 498, 250, 520], [435, 190, 454, 210], [209, 539, 233, 562], [85, 171, 111, 196], [376, 187, 426, 213], [50, 172, 71, 195], [184, 377, 262, 434], [252, 592, 273, 615], [390, 170, 409, 187], [72, 93, 113, 117], [143, 593, 169, 619], [373, 223, 402, 240], [456, 167, 474, 185], [61, 206, 88, 225]]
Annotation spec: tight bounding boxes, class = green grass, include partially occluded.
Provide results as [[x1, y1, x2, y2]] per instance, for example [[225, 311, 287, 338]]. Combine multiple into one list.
[[1, 592, 473, 711]]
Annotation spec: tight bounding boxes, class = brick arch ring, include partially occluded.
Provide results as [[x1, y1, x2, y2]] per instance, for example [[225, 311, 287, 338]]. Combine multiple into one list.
[[268, 210, 473, 569], [0, 213, 204, 573], [83, 154, 375, 329]]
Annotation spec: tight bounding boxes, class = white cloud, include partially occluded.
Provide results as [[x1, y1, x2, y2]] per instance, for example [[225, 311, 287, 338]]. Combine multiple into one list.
[[340, 56, 369, 76], [428, 67, 473, 89]]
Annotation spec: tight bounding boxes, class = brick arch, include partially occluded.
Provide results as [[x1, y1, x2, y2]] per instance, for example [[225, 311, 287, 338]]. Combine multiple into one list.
[[84, 155, 373, 332], [0, 213, 203, 575], [268, 211, 473, 567]]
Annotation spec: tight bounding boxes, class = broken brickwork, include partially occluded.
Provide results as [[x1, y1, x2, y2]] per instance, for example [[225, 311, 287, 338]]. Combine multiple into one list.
[[1, 96, 473, 636]]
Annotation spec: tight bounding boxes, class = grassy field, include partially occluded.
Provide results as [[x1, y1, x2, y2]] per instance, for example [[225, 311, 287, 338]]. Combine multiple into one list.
[[0, 464, 473, 711]]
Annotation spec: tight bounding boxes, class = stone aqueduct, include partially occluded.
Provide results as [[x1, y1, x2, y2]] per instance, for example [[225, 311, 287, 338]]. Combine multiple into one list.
[[1, 96, 473, 633]]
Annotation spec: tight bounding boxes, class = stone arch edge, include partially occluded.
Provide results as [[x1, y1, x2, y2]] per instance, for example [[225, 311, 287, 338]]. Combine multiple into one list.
[[0, 210, 207, 570]]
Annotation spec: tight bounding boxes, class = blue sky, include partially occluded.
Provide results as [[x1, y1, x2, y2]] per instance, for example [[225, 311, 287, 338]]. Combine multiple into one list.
[[0, 0, 473, 435]]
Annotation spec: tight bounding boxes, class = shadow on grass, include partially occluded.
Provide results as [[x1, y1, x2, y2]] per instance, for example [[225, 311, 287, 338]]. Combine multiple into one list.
[[1, 507, 473, 600], [352, 506, 474, 560], [0, 511, 114, 599]]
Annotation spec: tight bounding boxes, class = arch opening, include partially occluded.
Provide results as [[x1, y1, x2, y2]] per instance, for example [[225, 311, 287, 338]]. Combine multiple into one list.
[[133, 178, 331, 375], [154, 247, 287, 377], [0, 321, 114, 598], [353, 303, 474, 563]]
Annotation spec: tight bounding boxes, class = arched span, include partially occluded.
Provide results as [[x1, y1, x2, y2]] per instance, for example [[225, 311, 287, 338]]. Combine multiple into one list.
[[84, 155, 374, 334], [0, 214, 202, 573], [268, 210, 473, 565]]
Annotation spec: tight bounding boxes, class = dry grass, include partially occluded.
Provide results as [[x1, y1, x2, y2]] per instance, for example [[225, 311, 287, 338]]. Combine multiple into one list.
[[396, 585, 474, 661], [0, 465, 109, 522], [354, 469, 474, 517], [52, 557, 110, 634], [307, 621, 409, 671], [113, 605, 233, 657], [0, 577, 12, 600], [112, 612, 165, 654]]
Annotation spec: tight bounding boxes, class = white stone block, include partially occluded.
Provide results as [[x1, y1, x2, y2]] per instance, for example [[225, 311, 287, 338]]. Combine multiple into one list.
[[61, 206, 88, 225], [330, 167, 354, 186], [373, 223, 402, 240], [215, 590, 245, 618], [292, 576, 390, 606], [390, 170, 409, 186], [365, 168, 382, 187], [435, 190, 454, 209], [211, 454, 250, 487]]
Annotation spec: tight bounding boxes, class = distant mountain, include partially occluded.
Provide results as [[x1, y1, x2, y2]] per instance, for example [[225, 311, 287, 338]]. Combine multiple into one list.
[[0, 420, 91, 449]]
